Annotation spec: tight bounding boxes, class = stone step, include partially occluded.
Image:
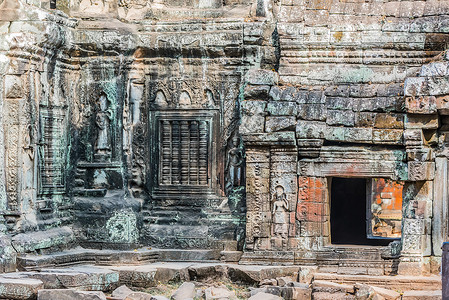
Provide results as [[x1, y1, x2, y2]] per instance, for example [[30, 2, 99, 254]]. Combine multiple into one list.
[[17, 248, 159, 271], [313, 273, 442, 292], [0, 277, 44, 300], [2, 265, 119, 291], [16, 248, 226, 271]]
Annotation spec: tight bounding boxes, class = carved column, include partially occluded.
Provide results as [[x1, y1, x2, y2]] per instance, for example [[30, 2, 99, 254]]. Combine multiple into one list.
[[244, 147, 270, 250]]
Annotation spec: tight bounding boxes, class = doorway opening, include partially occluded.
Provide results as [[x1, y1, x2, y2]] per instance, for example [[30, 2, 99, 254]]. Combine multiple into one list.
[[330, 177, 391, 246]]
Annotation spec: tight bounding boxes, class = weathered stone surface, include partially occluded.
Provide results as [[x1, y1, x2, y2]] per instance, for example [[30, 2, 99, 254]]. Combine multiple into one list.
[[125, 292, 154, 300], [0, 277, 43, 300], [37, 289, 107, 300], [401, 290, 442, 299], [312, 280, 354, 294], [248, 292, 282, 300], [0, 234, 16, 273], [112, 285, 134, 299], [204, 285, 237, 300], [11, 227, 75, 254], [171, 282, 195, 300]]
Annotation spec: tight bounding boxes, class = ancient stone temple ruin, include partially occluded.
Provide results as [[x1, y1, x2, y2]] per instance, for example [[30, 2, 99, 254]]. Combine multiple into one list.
[[0, 0, 449, 297]]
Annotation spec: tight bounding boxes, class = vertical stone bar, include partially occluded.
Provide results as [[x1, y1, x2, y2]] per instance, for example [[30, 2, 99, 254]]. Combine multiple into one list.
[[434, 157, 448, 256], [443, 242, 449, 299]]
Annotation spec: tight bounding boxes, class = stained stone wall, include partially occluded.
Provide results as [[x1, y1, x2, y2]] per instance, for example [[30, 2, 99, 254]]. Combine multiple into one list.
[[0, 0, 449, 276]]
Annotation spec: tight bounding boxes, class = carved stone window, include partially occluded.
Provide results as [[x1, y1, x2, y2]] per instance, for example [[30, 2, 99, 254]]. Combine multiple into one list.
[[150, 111, 217, 197]]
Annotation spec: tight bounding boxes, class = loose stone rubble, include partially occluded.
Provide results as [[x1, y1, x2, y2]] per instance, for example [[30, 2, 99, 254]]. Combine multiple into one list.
[[0, 0, 448, 298]]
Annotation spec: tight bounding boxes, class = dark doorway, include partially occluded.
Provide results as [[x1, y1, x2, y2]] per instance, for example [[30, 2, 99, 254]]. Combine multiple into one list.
[[330, 177, 390, 246]]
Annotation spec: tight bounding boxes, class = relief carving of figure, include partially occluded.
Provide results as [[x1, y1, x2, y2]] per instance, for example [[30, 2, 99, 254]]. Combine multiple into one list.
[[272, 185, 289, 248], [95, 94, 112, 161], [225, 136, 244, 194]]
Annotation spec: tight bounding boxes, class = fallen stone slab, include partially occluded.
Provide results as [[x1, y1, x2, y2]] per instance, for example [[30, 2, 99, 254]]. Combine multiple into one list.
[[313, 280, 354, 294], [402, 290, 442, 299], [248, 292, 283, 300], [29, 265, 119, 291], [124, 292, 154, 300], [250, 285, 311, 300], [188, 263, 227, 282], [171, 282, 195, 300], [0, 277, 43, 300], [227, 265, 299, 284], [150, 296, 169, 300], [204, 285, 237, 300], [312, 291, 355, 300], [112, 285, 134, 299], [37, 289, 106, 300], [103, 265, 158, 287]]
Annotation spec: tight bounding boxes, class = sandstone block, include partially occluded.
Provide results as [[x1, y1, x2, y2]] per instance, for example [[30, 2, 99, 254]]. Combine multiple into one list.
[[296, 121, 325, 139], [112, 285, 133, 299], [204, 285, 237, 300], [0, 277, 43, 300], [246, 69, 278, 85], [405, 96, 437, 114], [402, 290, 441, 299], [266, 101, 298, 116], [312, 280, 354, 294], [374, 113, 404, 129], [265, 116, 296, 132], [372, 129, 403, 144], [405, 114, 439, 129], [37, 289, 106, 300], [326, 110, 354, 127], [0, 234, 16, 273], [408, 161, 435, 181], [248, 292, 282, 300], [171, 282, 195, 300], [244, 85, 271, 100], [125, 292, 154, 300]]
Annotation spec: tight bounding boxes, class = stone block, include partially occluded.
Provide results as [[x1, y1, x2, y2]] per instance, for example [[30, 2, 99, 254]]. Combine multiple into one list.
[[112, 285, 133, 299], [436, 95, 449, 114], [405, 114, 439, 129], [312, 280, 354, 294], [171, 282, 195, 300], [246, 69, 279, 85], [0, 277, 43, 300], [248, 292, 282, 300], [405, 96, 437, 114], [355, 112, 376, 127], [402, 290, 441, 300], [241, 101, 266, 134], [244, 85, 271, 100], [374, 113, 404, 129], [296, 121, 325, 139], [4, 75, 23, 98], [408, 161, 435, 181], [0, 234, 16, 273], [312, 292, 351, 300], [266, 101, 298, 116], [326, 97, 353, 110], [37, 289, 107, 300], [265, 116, 296, 132], [11, 226, 75, 254], [326, 110, 354, 127], [124, 292, 153, 299], [372, 129, 403, 144], [33, 265, 120, 291], [204, 285, 237, 300], [297, 104, 326, 121]]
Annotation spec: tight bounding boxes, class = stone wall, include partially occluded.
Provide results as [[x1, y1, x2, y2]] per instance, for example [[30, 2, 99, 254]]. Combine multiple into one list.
[[0, 0, 448, 276]]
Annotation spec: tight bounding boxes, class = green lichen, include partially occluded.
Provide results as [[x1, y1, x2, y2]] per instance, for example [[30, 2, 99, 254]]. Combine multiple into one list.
[[106, 210, 139, 243]]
